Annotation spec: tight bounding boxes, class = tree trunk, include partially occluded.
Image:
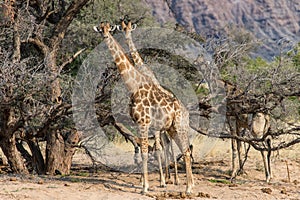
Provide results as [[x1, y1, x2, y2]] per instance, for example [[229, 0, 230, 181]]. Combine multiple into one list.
[[0, 107, 27, 173], [0, 134, 27, 174], [28, 139, 46, 174], [46, 130, 79, 175]]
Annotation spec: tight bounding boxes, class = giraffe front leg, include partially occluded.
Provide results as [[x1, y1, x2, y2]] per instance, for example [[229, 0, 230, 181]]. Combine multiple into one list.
[[140, 137, 149, 194], [184, 149, 194, 195]]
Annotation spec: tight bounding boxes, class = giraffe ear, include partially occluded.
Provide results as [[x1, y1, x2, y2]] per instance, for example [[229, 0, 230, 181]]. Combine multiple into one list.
[[131, 24, 137, 30], [116, 25, 123, 31], [93, 26, 101, 33], [110, 25, 117, 32]]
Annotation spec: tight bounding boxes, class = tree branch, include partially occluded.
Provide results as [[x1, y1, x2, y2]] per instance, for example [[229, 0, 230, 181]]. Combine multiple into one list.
[[59, 48, 86, 73], [50, 0, 90, 49]]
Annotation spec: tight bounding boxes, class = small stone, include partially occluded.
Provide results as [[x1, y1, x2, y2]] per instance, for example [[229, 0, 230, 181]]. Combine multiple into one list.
[[280, 187, 287, 194], [198, 192, 211, 198], [37, 180, 44, 184], [261, 187, 272, 194], [9, 177, 17, 181]]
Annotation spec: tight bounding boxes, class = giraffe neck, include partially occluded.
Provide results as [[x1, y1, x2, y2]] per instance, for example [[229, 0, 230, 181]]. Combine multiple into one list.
[[104, 33, 149, 93], [125, 31, 175, 98], [125, 31, 166, 88], [126, 32, 144, 66]]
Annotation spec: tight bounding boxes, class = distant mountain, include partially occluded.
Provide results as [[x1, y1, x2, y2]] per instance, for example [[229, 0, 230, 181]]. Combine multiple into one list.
[[144, 0, 300, 59]]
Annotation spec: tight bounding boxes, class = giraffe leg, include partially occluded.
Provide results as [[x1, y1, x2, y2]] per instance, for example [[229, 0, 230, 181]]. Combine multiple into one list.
[[160, 132, 171, 184], [184, 148, 194, 194], [172, 129, 193, 194], [261, 145, 272, 183], [170, 139, 180, 185], [140, 137, 149, 193], [154, 131, 166, 187], [237, 139, 243, 174], [231, 138, 239, 182], [260, 151, 269, 182], [266, 137, 272, 182]]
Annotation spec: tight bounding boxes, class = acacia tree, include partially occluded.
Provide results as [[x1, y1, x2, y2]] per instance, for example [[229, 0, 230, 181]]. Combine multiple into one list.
[[0, 0, 90, 175], [194, 28, 300, 151]]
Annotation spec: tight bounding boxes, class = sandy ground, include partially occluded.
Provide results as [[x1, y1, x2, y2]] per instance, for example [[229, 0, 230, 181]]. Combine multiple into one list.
[[0, 140, 299, 200]]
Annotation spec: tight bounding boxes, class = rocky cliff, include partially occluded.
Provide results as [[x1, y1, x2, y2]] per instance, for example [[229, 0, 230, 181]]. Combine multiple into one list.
[[144, 0, 300, 59]]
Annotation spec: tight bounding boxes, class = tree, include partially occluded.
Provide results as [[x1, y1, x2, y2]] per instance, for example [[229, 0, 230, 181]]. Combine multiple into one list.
[[0, 0, 156, 175], [0, 0, 90, 175]]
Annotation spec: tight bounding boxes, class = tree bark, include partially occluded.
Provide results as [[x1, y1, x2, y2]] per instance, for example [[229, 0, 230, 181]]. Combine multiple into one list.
[[0, 107, 27, 173], [46, 130, 79, 175], [43, 0, 90, 175], [0, 134, 27, 174]]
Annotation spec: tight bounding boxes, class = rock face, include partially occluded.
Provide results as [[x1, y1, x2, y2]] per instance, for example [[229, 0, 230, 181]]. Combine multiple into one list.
[[144, 0, 300, 59]]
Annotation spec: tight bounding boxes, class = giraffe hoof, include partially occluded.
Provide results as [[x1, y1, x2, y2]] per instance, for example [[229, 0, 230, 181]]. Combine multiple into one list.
[[230, 177, 236, 183], [141, 190, 148, 195]]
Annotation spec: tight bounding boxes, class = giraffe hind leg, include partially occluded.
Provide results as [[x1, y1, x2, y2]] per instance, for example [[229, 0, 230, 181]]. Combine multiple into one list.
[[172, 131, 193, 194], [154, 131, 166, 187]]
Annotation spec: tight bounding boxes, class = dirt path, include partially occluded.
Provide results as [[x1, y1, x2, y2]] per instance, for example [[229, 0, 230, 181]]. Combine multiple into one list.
[[0, 144, 299, 200]]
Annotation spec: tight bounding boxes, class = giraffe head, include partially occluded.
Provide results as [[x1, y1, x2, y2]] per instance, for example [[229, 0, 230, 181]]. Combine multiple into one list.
[[93, 22, 116, 38], [117, 19, 137, 38]]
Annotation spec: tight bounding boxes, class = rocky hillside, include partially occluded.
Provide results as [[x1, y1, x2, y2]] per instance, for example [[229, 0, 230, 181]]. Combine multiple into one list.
[[144, 0, 300, 59]]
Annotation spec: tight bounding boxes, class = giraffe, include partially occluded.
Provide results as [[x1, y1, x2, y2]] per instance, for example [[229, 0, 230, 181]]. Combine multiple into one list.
[[93, 22, 193, 194], [225, 82, 272, 182], [228, 112, 271, 182], [117, 18, 180, 186]]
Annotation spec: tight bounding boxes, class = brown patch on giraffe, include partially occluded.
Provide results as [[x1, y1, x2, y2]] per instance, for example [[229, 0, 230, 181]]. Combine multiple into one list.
[[143, 99, 150, 106], [173, 101, 180, 110], [145, 115, 151, 124], [166, 105, 172, 112], [132, 54, 137, 60], [120, 54, 125, 60], [140, 90, 148, 98], [133, 112, 140, 121], [155, 93, 162, 102], [149, 91, 155, 100], [145, 107, 150, 113], [144, 84, 150, 90], [140, 137, 148, 153], [161, 99, 167, 106], [118, 62, 127, 71], [137, 104, 143, 112], [115, 56, 120, 63]]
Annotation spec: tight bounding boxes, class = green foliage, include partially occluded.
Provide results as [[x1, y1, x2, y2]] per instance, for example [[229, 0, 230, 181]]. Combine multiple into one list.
[[244, 56, 268, 72], [195, 86, 209, 95]]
